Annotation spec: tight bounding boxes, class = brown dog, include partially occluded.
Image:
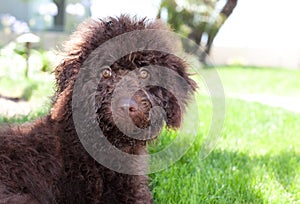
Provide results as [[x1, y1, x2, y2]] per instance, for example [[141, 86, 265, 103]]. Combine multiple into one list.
[[0, 15, 196, 203]]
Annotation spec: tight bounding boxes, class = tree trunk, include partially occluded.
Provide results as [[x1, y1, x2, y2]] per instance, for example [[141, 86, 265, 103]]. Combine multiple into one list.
[[54, 0, 66, 31], [202, 0, 238, 65], [221, 0, 238, 17]]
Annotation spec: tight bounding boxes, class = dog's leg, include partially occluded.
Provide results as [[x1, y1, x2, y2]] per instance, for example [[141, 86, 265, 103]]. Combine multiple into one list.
[[100, 174, 153, 204], [0, 183, 39, 204], [131, 175, 153, 204]]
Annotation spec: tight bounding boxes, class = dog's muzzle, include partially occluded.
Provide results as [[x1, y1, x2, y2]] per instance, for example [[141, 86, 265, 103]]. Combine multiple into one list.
[[117, 90, 152, 129]]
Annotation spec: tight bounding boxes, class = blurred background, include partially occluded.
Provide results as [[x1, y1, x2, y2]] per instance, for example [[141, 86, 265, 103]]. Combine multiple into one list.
[[1, 0, 299, 115], [0, 1, 300, 203], [1, 0, 299, 68]]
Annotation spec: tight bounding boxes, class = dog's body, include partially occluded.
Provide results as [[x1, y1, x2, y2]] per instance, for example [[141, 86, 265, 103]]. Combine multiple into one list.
[[0, 15, 196, 203], [0, 116, 151, 204]]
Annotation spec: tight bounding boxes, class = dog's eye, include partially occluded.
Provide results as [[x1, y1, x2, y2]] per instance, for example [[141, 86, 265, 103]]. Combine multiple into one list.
[[101, 67, 112, 78], [139, 69, 149, 79]]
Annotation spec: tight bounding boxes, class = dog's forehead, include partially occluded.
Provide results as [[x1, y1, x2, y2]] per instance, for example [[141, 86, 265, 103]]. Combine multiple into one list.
[[108, 52, 151, 71], [110, 61, 137, 72]]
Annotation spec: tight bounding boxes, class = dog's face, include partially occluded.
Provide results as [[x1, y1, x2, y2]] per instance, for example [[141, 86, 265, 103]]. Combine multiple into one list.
[[94, 51, 196, 141], [54, 15, 196, 143]]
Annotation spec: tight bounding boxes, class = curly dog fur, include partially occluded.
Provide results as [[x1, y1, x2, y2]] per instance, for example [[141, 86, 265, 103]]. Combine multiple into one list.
[[0, 15, 196, 203]]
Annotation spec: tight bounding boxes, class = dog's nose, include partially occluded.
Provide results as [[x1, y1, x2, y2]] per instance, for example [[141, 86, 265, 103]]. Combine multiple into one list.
[[118, 98, 138, 113]]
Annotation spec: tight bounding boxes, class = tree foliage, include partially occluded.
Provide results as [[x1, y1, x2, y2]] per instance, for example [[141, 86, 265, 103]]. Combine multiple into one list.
[[158, 0, 238, 64]]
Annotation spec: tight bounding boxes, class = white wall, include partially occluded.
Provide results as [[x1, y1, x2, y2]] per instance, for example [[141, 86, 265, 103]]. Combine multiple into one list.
[[211, 0, 300, 69]]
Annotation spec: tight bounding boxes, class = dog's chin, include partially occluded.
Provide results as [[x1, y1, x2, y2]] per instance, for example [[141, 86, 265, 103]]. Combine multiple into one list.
[[111, 114, 163, 141], [129, 114, 151, 129]]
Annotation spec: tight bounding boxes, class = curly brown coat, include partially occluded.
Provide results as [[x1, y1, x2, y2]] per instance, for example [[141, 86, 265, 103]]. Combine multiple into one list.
[[0, 15, 196, 204]]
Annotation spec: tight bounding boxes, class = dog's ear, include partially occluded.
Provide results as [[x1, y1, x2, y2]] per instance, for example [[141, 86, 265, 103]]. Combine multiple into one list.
[[54, 59, 79, 94], [163, 90, 182, 129], [146, 52, 197, 130], [54, 18, 104, 94], [51, 85, 73, 121], [150, 82, 195, 130], [162, 57, 197, 130]]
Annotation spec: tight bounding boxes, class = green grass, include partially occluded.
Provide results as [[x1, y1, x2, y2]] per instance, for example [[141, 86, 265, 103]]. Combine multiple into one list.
[[0, 72, 54, 123], [0, 107, 50, 124], [0, 73, 54, 102], [1, 66, 300, 203], [149, 66, 300, 203], [150, 97, 300, 203], [215, 66, 300, 96]]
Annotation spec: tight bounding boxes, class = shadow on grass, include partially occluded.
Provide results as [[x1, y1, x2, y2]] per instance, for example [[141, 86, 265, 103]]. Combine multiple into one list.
[[265, 151, 300, 189], [0, 76, 45, 102], [0, 94, 24, 102], [150, 149, 300, 203], [0, 107, 49, 124]]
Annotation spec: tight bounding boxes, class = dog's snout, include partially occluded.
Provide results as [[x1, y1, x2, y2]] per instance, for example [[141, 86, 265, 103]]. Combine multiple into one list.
[[116, 90, 154, 129], [119, 98, 139, 113]]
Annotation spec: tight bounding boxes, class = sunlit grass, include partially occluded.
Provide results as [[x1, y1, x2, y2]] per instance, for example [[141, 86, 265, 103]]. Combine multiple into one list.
[[216, 66, 300, 96], [149, 66, 300, 203], [0, 107, 49, 124], [150, 97, 300, 203], [0, 72, 54, 102]]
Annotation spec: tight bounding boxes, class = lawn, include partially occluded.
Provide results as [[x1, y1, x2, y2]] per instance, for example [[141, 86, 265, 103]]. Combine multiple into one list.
[[150, 97, 300, 203], [212, 66, 300, 97], [0, 66, 300, 203], [149, 66, 300, 203], [0, 72, 54, 123]]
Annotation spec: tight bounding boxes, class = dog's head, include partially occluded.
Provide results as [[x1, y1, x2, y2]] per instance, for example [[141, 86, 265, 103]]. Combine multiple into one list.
[[53, 15, 197, 142]]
